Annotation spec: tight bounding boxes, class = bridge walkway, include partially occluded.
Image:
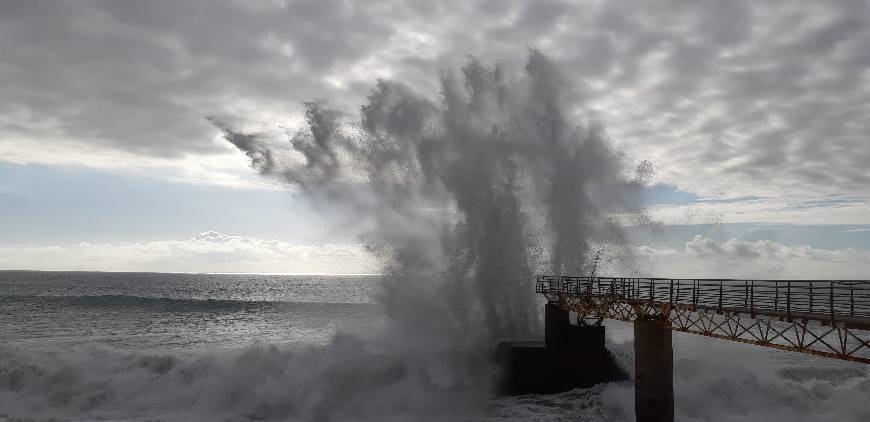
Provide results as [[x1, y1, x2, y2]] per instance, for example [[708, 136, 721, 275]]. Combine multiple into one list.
[[537, 276, 870, 363]]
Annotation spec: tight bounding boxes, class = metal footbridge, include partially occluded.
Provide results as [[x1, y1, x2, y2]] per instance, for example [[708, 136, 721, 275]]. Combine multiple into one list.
[[537, 276, 870, 363]]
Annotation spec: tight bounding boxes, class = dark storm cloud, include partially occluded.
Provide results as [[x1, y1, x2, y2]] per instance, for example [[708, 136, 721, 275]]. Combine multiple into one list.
[[1, 0, 868, 197]]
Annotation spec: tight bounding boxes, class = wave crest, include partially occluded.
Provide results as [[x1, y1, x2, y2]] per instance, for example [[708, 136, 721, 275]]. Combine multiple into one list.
[[0, 336, 495, 421]]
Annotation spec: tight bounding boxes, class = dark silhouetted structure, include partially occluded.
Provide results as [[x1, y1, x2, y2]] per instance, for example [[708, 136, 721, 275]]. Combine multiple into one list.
[[497, 303, 627, 395]]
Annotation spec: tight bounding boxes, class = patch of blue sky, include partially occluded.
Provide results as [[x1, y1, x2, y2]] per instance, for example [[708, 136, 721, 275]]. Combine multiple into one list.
[[642, 183, 765, 205], [0, 163, 350, 245], [3, 168, 866, 252], [779, 197, 868, 211], [641, 184, 702, 205]]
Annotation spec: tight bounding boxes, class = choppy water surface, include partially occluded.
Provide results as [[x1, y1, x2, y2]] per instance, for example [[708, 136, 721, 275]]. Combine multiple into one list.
[[1, 271, 869, 421], [1, 271, 382, 351]]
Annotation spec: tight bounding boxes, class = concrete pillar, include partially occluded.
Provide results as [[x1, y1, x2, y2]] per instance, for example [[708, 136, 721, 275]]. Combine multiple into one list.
[[545, 303, 570, 348], [634, 319, 674, 422]]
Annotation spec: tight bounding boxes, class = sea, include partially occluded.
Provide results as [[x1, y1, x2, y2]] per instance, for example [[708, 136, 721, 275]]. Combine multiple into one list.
[[1, 271, 869, 421]]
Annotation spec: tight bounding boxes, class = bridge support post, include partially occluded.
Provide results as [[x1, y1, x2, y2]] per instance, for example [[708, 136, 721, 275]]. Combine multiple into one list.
[[634, 319, 674, 422]]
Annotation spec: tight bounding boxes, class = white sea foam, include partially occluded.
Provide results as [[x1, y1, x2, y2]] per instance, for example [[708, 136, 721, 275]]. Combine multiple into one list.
[[0, 338, 485, 421], [3, 333, 868, 421]]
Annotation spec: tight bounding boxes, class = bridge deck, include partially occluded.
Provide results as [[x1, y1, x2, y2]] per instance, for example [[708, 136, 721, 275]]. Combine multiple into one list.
[[537, 276, 870, 363]]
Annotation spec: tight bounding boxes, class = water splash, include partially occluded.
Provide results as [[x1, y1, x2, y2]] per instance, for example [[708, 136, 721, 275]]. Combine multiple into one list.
[[188, 50, 650, 419], [214, 51, 646, 350]]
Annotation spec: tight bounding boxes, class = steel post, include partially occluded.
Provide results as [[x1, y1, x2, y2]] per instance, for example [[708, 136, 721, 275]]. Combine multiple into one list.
[[634, 319, 674, 422]]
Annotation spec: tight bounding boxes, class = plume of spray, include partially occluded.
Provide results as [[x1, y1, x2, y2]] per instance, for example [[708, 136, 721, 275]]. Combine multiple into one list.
[[212, 50, 648, 417]]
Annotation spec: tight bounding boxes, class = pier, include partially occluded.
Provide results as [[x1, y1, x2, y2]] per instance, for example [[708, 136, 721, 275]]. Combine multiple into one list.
[[535, 276, 870, 422]]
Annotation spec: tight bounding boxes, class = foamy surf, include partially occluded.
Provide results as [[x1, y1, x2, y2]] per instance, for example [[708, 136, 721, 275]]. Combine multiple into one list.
[[3, 329, 869, 421]]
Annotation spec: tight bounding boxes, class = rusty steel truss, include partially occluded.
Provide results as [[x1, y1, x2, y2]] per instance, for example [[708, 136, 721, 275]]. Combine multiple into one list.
[[537, 276, 870, 364]]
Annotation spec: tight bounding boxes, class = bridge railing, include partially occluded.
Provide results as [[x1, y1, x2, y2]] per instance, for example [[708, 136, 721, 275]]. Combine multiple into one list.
[[536, 276, 870, 327]]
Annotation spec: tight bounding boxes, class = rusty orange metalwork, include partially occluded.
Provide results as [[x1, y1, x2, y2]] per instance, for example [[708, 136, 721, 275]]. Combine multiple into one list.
[[537, 276, 870, 363]]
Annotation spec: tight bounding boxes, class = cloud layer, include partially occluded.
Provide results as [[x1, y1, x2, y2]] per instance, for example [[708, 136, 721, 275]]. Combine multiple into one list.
[[634, 235, 870, 279], [0, 231, 376, 274], [646, 196, 870, 225], [2, 0, 869, 199]]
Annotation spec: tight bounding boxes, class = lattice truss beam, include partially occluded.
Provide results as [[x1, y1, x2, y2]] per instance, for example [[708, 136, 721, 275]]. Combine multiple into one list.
[[548, 293, 870, 364]]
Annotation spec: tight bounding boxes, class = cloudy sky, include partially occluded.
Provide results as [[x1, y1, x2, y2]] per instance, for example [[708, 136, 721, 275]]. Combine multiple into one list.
[[1, 0, 869, 276]]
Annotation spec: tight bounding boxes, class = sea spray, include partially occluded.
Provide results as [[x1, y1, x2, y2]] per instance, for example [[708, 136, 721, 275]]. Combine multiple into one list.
[[214, 51, 647, 349], [212, 51, 649, 416]]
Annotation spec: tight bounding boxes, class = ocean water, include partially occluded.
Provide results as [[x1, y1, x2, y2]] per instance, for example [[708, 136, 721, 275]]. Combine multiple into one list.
[[1, 271, 384, 352], [2, 271, 869, 421]]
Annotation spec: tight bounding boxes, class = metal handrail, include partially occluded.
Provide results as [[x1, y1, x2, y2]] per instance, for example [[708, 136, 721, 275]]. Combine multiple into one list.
[[537, 276, 870, 325]]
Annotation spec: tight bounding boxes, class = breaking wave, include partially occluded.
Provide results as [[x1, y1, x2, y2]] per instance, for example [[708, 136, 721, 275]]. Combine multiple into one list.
[[0, 338, 490, 421], [3, 336, 869, 421]]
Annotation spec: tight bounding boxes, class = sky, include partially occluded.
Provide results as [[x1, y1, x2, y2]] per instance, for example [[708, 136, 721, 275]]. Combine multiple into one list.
[[1, 0, 869, 277]]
